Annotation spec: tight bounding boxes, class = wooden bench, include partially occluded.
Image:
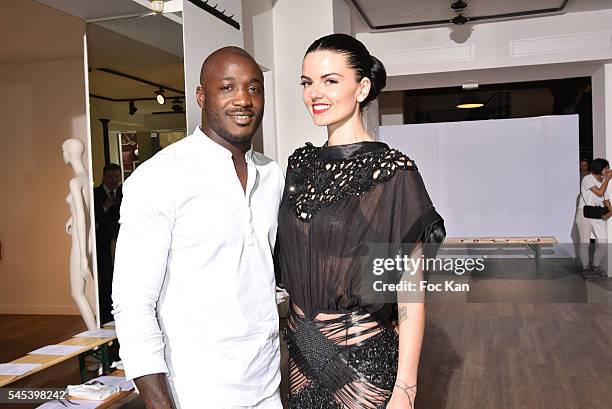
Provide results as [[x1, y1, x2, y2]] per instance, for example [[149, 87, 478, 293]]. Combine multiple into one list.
[[0, 330, 117, 387], [443, 236, 558, 260]]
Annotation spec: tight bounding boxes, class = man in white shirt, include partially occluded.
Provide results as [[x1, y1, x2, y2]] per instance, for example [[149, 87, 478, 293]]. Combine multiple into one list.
[[112, 47, 284, 409]]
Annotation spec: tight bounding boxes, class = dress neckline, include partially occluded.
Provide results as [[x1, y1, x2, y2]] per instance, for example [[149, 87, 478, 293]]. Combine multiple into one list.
[[319, 141, 389, 161]]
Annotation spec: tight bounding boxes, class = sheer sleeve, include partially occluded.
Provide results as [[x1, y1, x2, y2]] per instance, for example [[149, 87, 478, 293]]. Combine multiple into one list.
[[392, 168, 446, 259], [276, 142, 446, 320]]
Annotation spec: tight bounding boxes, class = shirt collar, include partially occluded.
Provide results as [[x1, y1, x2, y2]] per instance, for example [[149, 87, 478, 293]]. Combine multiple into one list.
[[195, 125, 254, 162]]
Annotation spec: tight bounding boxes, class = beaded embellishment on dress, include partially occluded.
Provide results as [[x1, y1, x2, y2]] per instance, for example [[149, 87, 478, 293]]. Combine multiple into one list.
[[287, 142, 417, 221], [284, 310, 399, 409]]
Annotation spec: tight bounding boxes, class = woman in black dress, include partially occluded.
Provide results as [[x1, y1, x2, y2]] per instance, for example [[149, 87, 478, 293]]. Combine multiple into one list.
[[276, 34, 445, 409]]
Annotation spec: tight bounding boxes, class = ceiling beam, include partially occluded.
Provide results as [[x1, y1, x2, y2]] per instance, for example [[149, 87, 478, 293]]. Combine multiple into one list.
[[95, 68, 184, 94]]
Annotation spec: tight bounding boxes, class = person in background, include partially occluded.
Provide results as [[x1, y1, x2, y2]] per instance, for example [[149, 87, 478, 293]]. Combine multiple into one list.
[[576, 158, 612, 276], [93, 163, 123, 324], [580, 158, 590, 180]]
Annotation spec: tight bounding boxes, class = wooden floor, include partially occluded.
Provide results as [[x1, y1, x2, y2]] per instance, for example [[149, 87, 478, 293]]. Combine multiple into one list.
[[1, 302, 611, 409], [417, 303, 612, 409]]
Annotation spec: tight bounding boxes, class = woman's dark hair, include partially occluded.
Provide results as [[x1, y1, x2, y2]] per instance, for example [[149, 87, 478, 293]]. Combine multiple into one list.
[[305, 33, 386, 110], [590, 158, 609, 175]]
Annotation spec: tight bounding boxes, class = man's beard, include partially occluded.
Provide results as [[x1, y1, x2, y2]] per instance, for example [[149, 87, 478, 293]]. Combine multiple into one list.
[[204, 101, 260, 145]]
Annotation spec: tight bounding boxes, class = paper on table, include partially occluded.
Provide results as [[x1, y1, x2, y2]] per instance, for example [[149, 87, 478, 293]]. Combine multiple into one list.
[[0, 363, 42, 376], [74, 329, 117, 338], [110, 361, 124, 370], [88, 375, 134, 391], [36, 399, 100, 409], [29, 345, 84, 356]]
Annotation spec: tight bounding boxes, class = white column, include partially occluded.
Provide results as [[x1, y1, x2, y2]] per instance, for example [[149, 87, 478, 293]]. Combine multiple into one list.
[[592, 63, 612, 276], [592, 64, 612, 158], [271, 0, 351, 170]]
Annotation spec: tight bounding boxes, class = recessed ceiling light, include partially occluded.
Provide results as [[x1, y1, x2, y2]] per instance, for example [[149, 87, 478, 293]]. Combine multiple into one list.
[[457, 102, 484, 109], [457, 93, 484, 109]]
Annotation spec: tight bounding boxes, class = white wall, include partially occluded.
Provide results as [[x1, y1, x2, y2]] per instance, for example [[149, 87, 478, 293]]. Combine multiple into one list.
[[592, 64, 612, 158], [0, 59, 90, 315], [182, 0, 243, 134], [271, 0, 351, 169], [380, 116, 579, 245], [242, 0, 275, 71]]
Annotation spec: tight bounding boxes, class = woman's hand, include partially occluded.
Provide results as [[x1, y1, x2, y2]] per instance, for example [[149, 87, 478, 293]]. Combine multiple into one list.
[[65, 217, 73, 235], [387, 383, 417, 409]]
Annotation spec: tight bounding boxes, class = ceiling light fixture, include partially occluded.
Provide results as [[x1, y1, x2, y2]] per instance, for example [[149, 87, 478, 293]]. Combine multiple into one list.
[[451, 14, 469, 25], [151, 0, 165, 13], [128, 100, 138, 115], [155, 88, 166, 105], [450, 1, 468, 11], [457, 82, 483, 109], [450, 1, 470, 25]]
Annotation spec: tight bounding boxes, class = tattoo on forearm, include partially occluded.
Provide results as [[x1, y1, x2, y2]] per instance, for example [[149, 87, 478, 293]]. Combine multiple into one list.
[[398, 306, 407, 323], [394, 379, 417, 408]]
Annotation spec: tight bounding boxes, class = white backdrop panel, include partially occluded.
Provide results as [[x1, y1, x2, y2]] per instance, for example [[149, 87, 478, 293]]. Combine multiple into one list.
[[379, 116, 579, 243]]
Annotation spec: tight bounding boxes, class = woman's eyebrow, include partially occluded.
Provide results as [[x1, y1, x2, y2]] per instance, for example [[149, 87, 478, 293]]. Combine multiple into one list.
[[321, 73, 343, 78]]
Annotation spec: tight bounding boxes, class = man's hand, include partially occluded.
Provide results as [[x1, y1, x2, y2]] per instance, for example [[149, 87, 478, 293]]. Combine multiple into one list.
[[104, 196, 117, 210], [133, 374, 177, 409], [603, 212, 612, 221]]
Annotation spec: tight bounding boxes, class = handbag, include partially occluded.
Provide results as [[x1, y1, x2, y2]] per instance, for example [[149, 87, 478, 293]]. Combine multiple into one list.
[[580, 187, 608, 219]]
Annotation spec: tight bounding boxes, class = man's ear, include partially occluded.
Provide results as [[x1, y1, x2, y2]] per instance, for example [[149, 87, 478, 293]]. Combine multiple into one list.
[[196, 85, 205, 109]]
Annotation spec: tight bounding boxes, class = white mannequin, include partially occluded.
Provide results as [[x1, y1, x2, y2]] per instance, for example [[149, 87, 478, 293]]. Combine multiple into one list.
[[62, 138, 97, 330]]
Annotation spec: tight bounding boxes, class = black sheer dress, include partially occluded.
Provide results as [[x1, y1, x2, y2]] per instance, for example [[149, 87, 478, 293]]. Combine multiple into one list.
[[277, 141, 445, 408]]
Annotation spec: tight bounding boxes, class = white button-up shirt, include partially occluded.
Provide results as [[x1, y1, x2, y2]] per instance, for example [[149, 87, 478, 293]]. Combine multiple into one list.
[[112, 126, 284, 408]]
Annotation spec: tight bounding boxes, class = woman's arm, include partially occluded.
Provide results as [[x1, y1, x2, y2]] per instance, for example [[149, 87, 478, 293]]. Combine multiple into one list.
[[588, 171, 612, 197], [603, 199, 612, 221], [69, 179, 92, 280], [388, 243, 425, 409]]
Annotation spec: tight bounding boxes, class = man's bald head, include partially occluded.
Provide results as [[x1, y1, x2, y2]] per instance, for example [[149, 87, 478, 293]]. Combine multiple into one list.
[[200, 46, 262, 85], [196, 46, 265, 148]]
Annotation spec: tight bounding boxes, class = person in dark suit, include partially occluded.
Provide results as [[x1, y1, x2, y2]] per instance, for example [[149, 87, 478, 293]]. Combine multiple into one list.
[[93, 163, 123, 325]]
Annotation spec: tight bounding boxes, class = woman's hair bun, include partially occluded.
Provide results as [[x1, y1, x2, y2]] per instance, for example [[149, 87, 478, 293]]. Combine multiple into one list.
[[362, 55, 387, 108]]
